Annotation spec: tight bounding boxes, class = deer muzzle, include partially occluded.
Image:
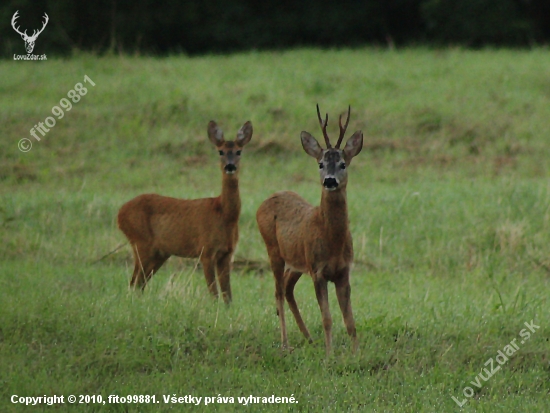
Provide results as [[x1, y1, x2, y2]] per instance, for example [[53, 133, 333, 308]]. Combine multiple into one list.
[[323, 176, 339, 190], [224, 164, 237, 174]]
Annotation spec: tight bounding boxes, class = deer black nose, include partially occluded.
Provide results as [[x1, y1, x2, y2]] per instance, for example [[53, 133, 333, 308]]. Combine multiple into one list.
[[323, 177, 338, 189], [224, 164, 237, 173]]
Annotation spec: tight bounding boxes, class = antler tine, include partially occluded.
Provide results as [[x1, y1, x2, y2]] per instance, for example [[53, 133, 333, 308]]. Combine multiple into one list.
[[336, 105, 351, 148], [11, 10, 19, 27], [316, 104, 331, 148], [31, 13, 49, 39], [40, 13, 49, 32], [11, 11, 26, 37]]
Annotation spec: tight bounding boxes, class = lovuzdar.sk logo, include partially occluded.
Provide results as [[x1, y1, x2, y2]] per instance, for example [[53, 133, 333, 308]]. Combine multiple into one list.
[[12, 10, 48, 61]]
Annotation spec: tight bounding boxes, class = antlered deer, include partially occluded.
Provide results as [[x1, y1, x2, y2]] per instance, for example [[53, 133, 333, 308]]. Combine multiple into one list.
[[117, 121, 253, 303], [256, 105, 362, 354]]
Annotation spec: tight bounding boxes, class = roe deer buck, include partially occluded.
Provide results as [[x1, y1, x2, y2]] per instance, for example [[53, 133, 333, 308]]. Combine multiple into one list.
[[256, 105, 362, 354], [117, 120, 253, 303]]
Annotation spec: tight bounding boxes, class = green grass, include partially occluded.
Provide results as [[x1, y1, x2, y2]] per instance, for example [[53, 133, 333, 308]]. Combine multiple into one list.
[[1, 48, 549, 412]]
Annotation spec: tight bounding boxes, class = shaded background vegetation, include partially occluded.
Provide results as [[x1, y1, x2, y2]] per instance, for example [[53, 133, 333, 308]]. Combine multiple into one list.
[[1, 0, 550, 57]]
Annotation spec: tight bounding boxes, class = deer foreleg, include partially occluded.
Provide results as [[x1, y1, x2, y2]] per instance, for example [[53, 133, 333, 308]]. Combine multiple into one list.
[[201, 254, 219, 299], [335, 269, 358, 353], [216, 252, 233, 304], [314, 276, 332, 355]]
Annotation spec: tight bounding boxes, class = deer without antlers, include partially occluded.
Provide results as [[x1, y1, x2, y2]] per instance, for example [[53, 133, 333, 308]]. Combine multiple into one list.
[[117, 121, 253, 304], [11, 11, 49, 54], [256, 104, 363, 354]]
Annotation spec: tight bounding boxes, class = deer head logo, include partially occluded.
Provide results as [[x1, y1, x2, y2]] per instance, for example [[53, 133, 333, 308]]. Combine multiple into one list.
[[11, 11, 49, 54]]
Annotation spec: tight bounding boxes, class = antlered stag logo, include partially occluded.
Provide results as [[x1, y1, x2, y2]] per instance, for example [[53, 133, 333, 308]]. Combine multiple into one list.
[[11, 11, 49, 54]]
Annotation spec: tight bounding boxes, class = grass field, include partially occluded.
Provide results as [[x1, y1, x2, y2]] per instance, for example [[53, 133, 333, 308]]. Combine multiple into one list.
[[1, 48, 550, 412]]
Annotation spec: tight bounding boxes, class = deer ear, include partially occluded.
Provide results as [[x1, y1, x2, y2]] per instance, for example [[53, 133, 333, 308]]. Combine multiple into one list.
[[207, 121, 224, 146], [301, 131, 323, 160], [343, 131, 363, 164], [236, 121, 253, 147]]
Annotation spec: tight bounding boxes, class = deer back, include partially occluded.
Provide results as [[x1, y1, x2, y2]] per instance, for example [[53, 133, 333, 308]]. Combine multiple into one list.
[[118, 193, 238, 259]]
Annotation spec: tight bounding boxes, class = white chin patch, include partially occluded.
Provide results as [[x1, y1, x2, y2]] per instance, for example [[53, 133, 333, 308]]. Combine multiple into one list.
[[323, 186, 338, 191], [225, 170, 236, 175]]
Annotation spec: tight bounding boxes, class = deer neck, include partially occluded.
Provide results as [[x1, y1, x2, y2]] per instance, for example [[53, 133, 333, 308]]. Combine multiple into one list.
[[320, 185, 349, 252], [220, 172, 241, 223]]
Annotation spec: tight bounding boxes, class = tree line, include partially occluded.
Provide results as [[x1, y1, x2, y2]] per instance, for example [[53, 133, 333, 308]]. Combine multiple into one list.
[[1, 0, 549, 56]]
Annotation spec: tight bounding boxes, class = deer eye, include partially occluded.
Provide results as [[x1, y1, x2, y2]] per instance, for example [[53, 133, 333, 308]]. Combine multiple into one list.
[[219, 150, 224, 155], [236, 150, 241, 156], [340, 163, 346, 170], [319, 163, 324, 169]]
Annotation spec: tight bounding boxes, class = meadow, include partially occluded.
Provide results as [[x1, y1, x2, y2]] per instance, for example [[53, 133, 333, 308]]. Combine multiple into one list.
[[1, 48, 549, 412]]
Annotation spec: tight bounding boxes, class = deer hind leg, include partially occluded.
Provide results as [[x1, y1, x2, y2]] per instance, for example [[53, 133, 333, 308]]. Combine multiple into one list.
[[130, 243, 168, 291], [142, 251, 169, 290], [201, 253, 219, 299], [313, 276, 332, 356], [130, 243, 151, 289], [130, 260, 141, 289], [269, 255, 288, 349], [256, 208, 288, 348], [335, 268, 358, 353], [216, 252, 233, 305], [284, 270, 312, 343]]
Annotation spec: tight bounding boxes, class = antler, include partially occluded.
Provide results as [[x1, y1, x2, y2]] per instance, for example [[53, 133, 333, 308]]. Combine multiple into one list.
[[335, 105, 351, 149], [11, 11, 49, 41], [30, 13, 49, 40], [11, 11, 27, 37], [316, 104, 331, 148]]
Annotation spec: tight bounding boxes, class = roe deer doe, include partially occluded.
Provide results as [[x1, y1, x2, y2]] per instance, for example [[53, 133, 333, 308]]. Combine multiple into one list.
[[117, 120, 253, 303], [256, 105, 362, 354]]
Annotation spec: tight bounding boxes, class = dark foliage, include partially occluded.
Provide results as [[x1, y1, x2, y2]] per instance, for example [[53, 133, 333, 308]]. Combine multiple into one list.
[[1, 0, 548, 56]]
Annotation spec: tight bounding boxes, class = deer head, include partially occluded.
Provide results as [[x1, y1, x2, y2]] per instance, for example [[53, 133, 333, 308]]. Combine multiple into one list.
[[11, 11, 49, 54], [208, 121, 253, 175], [301, 105, 363, 191]]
